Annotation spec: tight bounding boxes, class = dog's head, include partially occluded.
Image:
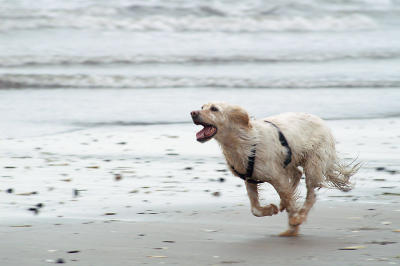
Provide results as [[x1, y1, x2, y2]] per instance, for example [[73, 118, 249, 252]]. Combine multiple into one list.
[[190, 102, 251, 143]]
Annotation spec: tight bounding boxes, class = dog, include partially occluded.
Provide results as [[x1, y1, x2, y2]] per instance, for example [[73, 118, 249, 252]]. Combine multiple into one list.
[[191, 102, 359, 236]]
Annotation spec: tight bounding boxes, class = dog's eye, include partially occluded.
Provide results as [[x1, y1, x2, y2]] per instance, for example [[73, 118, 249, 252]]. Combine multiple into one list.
[[210, 106, 219, 112]]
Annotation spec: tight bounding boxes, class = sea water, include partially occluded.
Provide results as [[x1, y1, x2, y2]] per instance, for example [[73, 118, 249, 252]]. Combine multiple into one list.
[[0, 0, 399, 138]]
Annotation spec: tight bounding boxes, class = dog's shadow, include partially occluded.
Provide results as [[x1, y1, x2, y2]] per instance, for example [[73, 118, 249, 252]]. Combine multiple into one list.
[[227, 233, 344, 258]]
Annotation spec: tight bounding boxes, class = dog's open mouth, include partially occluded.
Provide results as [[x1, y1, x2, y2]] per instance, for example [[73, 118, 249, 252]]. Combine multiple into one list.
[[195, 122, 217, 143]]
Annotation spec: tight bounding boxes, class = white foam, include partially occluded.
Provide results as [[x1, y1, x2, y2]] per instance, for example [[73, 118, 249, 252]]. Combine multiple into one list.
[[1, 73, 399, 89], [0, 14, 377, 32], [1, 49, 400, 67]]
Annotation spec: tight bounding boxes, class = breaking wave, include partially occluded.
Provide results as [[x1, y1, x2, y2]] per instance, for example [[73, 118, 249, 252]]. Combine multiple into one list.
[[1, 74, 399, 89], [0, 50, 398, 67], [0, 14, 377, 32]]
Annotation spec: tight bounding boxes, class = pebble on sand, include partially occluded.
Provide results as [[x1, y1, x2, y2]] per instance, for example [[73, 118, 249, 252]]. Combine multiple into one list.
[[67, 250, 80, 254], [28, 207, 39, 215], [369, 241, 397, 245], [114, 174, 122, 181], [202, 229, 218, 232], [339, 246, 366, 250], [56, 258, 65, 264], [17, 191, 38, 196], [382, 192, 400, 196], [10, 225, 32, 228]]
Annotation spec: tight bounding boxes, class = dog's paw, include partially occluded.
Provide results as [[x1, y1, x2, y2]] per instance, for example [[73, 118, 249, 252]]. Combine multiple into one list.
[[270, 204, 279, 215], [251, 204, 278, 217], [251, 207, 264, 217], [279, 227, 299, 237]]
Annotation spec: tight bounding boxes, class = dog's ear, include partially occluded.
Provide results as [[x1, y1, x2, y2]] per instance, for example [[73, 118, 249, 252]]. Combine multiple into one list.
[[230, 107, 251, 128]]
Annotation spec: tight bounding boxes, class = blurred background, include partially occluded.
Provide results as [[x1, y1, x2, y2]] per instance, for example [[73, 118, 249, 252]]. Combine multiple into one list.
[[0, 0, 399, 137]]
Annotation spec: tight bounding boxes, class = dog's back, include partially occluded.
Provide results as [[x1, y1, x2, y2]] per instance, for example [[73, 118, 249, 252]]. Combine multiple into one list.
[[261, 112, 358, 191], [261, 112, 335, 162]]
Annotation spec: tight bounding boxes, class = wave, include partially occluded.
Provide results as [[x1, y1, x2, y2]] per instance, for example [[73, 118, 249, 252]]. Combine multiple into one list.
[[2, 0, 398, 20], [0, 50, 400, 67], [0, 14, 377, 32], [1, 74, 400, 89], [123, 4, 228, 17], [2, 0, 399, 33], [1, 50, 400, 67]]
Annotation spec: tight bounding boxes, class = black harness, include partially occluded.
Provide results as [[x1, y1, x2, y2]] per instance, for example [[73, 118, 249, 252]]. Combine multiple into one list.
[[230, 144, 259, 184], [229, 121, 292, 184], [265, 121, 292, 168]]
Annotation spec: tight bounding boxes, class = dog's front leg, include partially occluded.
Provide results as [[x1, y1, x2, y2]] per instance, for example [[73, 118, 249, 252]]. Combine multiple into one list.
[[245, 182, 278, 217], [270, 180, 301, 237]]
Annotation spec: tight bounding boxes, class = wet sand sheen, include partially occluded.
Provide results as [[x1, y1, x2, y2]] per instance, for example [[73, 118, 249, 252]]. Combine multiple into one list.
[[2, 202, 400, 266], [0, 118, 399, 265]]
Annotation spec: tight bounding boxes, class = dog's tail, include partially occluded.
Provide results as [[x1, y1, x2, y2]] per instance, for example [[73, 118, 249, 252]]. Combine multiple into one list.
[[325, 157, 361, 192]]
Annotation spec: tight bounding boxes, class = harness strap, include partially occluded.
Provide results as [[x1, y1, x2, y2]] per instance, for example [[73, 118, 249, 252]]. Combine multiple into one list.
[[229, 120, 293, 184], [230, 144, 264, 184], [264, 120, 292, 168]]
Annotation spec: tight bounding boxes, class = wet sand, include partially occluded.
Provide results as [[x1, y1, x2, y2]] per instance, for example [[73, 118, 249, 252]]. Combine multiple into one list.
[[1, 202, 400, 266], [0, 118, 399, 265]]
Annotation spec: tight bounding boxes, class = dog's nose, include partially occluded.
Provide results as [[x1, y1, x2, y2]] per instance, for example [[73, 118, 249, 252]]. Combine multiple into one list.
[[191, 110, 199, 118]]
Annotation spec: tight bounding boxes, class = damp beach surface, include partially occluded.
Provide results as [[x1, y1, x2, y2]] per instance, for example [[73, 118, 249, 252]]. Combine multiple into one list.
[[1, 118, 400, 265]]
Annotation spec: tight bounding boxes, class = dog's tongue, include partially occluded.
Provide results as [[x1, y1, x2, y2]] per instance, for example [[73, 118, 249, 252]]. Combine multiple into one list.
[[196, 126, 216, 140]]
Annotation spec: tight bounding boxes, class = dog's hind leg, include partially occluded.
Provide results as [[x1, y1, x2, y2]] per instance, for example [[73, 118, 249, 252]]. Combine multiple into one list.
[[279, 167, 302, 212], [245, 182, 279, 217], [295, 157, 322, 223], [291, 167, 302, 189]]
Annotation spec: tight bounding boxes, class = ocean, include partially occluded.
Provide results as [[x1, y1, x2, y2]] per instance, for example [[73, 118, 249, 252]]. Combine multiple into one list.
[[0, 0, 400, 138]]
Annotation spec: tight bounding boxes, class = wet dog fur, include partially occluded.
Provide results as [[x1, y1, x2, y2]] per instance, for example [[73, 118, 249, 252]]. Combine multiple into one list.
[[191, 102, 359, 236]]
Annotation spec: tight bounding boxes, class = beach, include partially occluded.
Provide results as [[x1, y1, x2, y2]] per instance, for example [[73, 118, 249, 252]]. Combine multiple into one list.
[[2, 202, 400, 266], [1, 117, 400, 265], [1, 0, 400, 264]]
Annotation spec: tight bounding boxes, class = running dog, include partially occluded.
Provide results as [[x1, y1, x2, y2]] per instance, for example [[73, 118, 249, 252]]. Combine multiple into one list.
[[191, 102, 359, 236]]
